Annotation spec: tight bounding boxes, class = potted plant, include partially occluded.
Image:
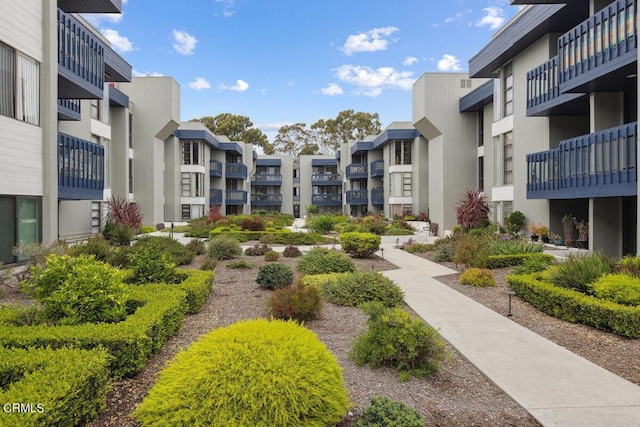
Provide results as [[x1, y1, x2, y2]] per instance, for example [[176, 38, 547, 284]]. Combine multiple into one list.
[[562, 214, 575, 246], [576, 220, 588, 249], [528, 222, 539, 241], [548, 231, 563, 246], [538, 225, 550, 243]]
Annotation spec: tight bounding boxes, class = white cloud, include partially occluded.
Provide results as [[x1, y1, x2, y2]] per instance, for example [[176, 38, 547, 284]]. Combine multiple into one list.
[[215, 0, 235, 17], [101, 29, 133, 53], [437, 54, 462, 71], [320, 83, 344, 96], [219, 79, 249, 92], [188, 77, 211, 91], [341, 26, 398, 56], [257, 122, 290, 132], [403, 56, 418, 66], [476, 7, 505, 30], [334, 64, 415, 97], [433, 9, 472, 27], [132, 69, 164, 77], [172, 30, 198, 55]]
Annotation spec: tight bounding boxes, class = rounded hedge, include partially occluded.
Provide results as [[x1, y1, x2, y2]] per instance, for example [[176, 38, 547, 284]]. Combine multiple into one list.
[[340, 232, 381, 258], [134, 319, 350, 426], [297, 247, 356, 275], [207, 235, 242, 260], [320, 271, 404, 307], [256, 263, 294, 290], [459, 268, 496, 287]]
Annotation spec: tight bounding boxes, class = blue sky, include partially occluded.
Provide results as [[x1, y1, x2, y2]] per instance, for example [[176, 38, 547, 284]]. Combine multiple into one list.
[[85, 0, 519, 139]]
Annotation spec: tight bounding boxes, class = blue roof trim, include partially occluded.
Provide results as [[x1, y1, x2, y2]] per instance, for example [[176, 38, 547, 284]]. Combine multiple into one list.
[[173, 129, 243, 154], [459, 80, 494, 112], [312, 159, 338, 166], [220, 142, 243, 155], [350, 141, 373, 155], [256, 159, 281, 166], [371, 128, 420, 150]]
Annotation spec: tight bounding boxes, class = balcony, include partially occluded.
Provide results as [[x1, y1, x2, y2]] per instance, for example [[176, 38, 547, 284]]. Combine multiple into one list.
[[526, 56, 587, 116], [527, 122, 637, 199], [225, 190, 248, 205], [312, 194, 342, 206], [251, 174, 283, 186], [57, 9, 105, 99], [210, 160, 223, 177], [226, 163, 248, 179], [312, 173, 342, 185], [210, 189, 223, 205], [370, 160, 385, 177], [57, 99, 81, 121], [371, 188, 384, 205], [58, 132, 104, 200], [558, 0, 637, 94], [346, 163, 368, 179], [58, 0, 122, 13], [346, 190, 368, 205], [251, 194, 283, 206]]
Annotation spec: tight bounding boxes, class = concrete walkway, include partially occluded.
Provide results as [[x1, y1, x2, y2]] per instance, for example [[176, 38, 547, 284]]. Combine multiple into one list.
[[377, 242, 640, 427]]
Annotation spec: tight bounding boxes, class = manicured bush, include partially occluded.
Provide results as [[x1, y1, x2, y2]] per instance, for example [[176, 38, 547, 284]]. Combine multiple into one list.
[[486, 253, 555, 269], [171, 270, 215, 314], [259, 231, 326, 245], [132, 236, 195, 266], [127, 243, 180, 285], [321, 271, 404, 308], [185, 238, 206, 255], [256, 263, 294, 290], [297, 247, 356, 275], [298, 273, 349, 290], [267, 285, 322, 322], [282, 245, 303, 257], [0, 347, 110, 427], [264, 250, 281, 261], [25, 254, 128, 325], [403, 242, 432, 253], [548, 251, 611, 294], [507, 273, 640, 338], [245, 243, 271, 256], [340, 232, 381, 258], [133, 319, 350, 426], [383, 227, 414, 236], [226, 260, 254, 269], [311, 215, 335, 234], [592, 274, 640, 307], [355, 396, 424, 427], [350, 303, 449, 381], [207, 235, 242, 260], [459, 268, 496, 287], [507, 211, 526, 236]]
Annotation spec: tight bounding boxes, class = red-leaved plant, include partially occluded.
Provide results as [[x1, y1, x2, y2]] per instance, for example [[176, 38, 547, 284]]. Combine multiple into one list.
[[106, 195, 143, 232], [207, 205, 226, 224], [455, 188, 490, 230]]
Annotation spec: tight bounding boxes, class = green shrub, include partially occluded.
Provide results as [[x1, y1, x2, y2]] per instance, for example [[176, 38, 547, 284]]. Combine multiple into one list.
[[507, 211, 526, 236], [459, 268, 496, 287], [103, 220, 134, 246], [264, 250, 281, 262], [282, 245, 303, 257], [25, 254, 128, 325], [486, 253, 555, 269], [200, 256, 218, 271], [432, 235, 457, 262], [66, 234, 114, 262], [140, 225, 156, 234], [592, 274, 640, 306], [512, 254, 554, 275], [185, 239, 206, 255], [297, 247, 356, 275], [172, 270, 214, 314], [132, 236, 195, 266], [357, 215, 387, 235], [226, 260, 254, 269], [454, 235, 489, 268], [340, 232, 381, 258], [127, 243, 180, 285], [311, 215, 335, 234], [0, 347, 110, 427], [240, 214, 266, 231], [256, 263, 294, 290], [267, 285, 322, 322], [384, 227, 414, 236], [299, 273, 349, 290], [548, 252, 611, 294], [487, 239, 544, 255], [355, 396, 424, 427], [207, 235, 242, 260], [259, 231, 326, 245], [616, 255, 640, 278], [133, 319, 350, 426], [403, 243, 432, 254], [244, 243, 271, 256], [321, 271, 404, 307], [350, 303, 449, 380], [507, 273, 640, 338]]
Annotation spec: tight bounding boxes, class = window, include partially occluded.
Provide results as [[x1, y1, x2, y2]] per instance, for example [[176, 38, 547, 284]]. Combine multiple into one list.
[[182, 141, 202, 165], [503, 132, 514, 185], [181, 204, 190, 220], [403, 173, 412, 196], [181, 172, 191, 197], [478, 157, 484, 192], [391, 140, 412, 165], [0, 42, 40, 125], [128, 112, 134, 148], [90, 100, 100, 120], [503, 63, 513, 117], [128, 158, 134, 194], [478, 110, 484, 147], [0, 196, 41, 264]]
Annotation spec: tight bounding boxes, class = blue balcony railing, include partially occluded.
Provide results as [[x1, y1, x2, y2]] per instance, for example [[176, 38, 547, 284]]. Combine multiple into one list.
[[346, 190, 368, 205], [371, 187, 384, 205], [210, 160, 223, 177], [312, 173, 342, 185], [57, 99, 81, 121], [312, 194, 342, 205], [558, 0, 637, 92], [370, 160, 384, 177], [526, 55, 586, 116], [210, 189, 223, 205], [527, 122, 637, 199], [346, 163, 368, 179], [251, 174, 282, 185], [57, 9, 105, 99], [251, 193, 283, 206], [225, 190, 248, 205], [226, 163, 248, 179], [58, 132, 104, 200]]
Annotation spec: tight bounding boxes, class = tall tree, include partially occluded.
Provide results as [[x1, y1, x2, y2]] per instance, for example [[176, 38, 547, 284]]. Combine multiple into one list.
[[310, 110, 382, 154], [272, 123, 319, 159], [190, 113, 274, 154]]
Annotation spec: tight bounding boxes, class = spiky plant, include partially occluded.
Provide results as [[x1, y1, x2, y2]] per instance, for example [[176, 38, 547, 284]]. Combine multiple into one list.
[[455, 188, 490, 230], [106, 195, 143, 233]]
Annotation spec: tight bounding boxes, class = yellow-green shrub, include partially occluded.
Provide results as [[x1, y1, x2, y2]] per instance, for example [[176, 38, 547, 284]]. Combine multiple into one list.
[[459, 268, 496, 287], [134, 319, 350, 426], [340, 232, 381, 258], [591, 274, 640, 306], [299, 273, 349, 290], [0, 346, 110, 427]]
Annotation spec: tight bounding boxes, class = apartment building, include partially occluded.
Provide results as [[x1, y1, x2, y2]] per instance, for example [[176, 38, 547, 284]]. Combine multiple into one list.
[[0, 0, 132, 264], [462, 0, 638, 257]]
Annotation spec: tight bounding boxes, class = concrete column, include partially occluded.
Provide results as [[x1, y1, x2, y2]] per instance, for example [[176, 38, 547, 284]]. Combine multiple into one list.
[[591, 198, 623, 258], [590, 93, 623, 133]]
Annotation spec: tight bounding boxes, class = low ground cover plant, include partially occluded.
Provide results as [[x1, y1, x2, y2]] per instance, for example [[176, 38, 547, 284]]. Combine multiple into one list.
[[320, 271, 404, 308], [133, 319, 350, 426], [226, 260, 254, 269], [355, 396, 424, 427], [297, 247, 356, 275], [591, 274, 640, 306], [256, 263, 294, 290]]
